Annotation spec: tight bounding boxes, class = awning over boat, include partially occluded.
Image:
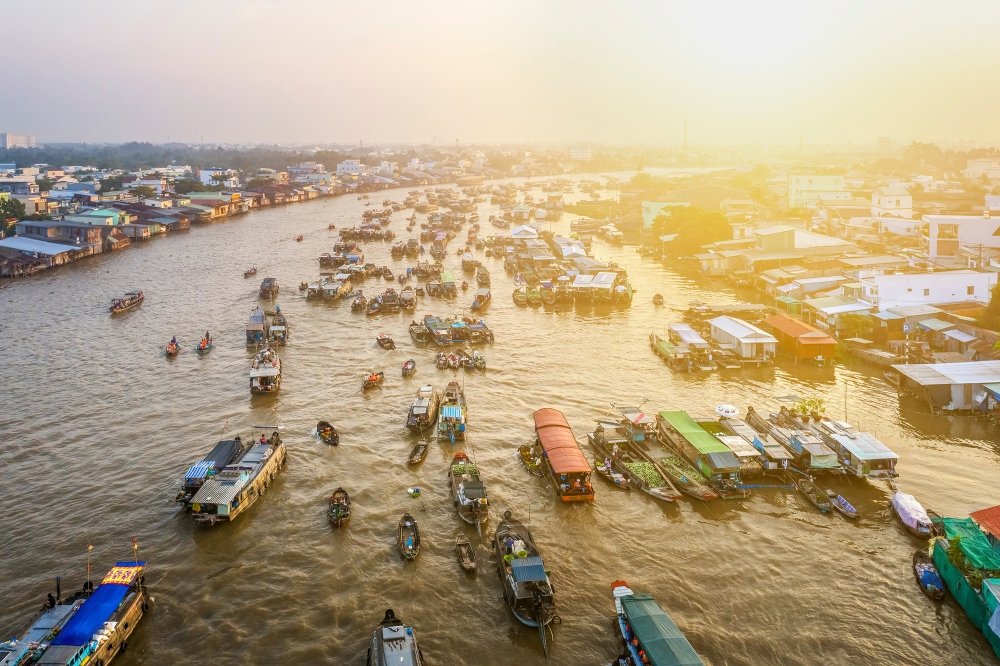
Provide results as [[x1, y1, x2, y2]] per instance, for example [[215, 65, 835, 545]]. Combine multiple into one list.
[[939, 517, 1000, 570], [250, 366, 280, 377], [441, 405, 463, 419], [658, 411, 735, 457], [621, 593, 705, 666], [827, 432, 898, 461], [534, 408, 590, 474], [510, 555, 547, 583], [51, 563, 144, 647]]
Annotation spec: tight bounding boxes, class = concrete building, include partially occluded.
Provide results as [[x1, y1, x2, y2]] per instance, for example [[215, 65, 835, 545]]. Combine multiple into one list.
[[336, 160, 364, 177], [872, 187, 912, 219], [707, 316, 777, 360], [963, 158, 1000, 180], [787, 170, 846, 209], [198, 168, 239, 189], [923, 213, 1000, 262], [858, 270, 996, 311], [0, 133, 36, 149]]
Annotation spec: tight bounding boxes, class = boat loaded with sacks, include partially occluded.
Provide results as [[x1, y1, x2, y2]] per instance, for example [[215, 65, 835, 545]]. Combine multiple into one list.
[[448, 452, 489, 532], [190, 427, 285, 526], [532, 408, 594, 502]]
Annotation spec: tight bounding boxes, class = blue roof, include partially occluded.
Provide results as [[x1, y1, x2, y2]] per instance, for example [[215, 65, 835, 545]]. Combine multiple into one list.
[[184, 460, 213, 481], [511, 555, 547, 583], [51, 563, 144, 647], [440, 405, 463, 419]]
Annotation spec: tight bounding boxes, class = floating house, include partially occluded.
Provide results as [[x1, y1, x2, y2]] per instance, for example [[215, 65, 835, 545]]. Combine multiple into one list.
[[707, 316, 777, 362], [761, 313, 837, 365], [893, 360, 1000, 412], [657, 410, 744, 496]]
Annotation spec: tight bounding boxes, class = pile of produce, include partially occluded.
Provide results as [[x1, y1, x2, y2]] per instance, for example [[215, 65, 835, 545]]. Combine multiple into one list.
[[622, 461, 664, 487], [451, 462, 478, 476]]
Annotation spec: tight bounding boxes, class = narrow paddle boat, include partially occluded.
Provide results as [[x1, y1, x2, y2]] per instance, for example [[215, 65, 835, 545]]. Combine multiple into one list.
[[407, 440, 429, 465], [402, 359, 416, 377], [518, 444, 545, 477], [196, 334, 213, 354], [913, 550, 945, 601], [398, 512, 420, 560], [317, 420, 339, 446], [165, 337, 180, 357], [796, 477, 831, 513], [363, 371, 385, 391], [376, 333, 396, 350], [455, 534, 477, 573], [826, 489, 859, 519], [328, 488, 351, 527]]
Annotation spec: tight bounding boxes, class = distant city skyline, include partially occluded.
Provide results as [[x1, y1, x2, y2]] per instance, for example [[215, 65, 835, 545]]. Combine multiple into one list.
[[4, 1, 1000, 147]]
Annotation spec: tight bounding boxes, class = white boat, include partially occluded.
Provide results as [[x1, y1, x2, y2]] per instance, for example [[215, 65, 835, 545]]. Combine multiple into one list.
[[892, 491, 932, 537]]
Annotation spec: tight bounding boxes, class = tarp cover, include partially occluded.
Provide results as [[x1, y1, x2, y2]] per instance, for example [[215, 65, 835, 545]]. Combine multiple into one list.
[[510, 555, 547, 583], [533, 408, 590, 474], [621, 593, 704, 666], [51, 563, 144, 646], [892, 492, 931, 533], [940, 518, 1000, 570], [658, 411, 736, 459]]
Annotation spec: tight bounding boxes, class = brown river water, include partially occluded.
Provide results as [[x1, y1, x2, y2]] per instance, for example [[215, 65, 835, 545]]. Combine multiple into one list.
[[2, 178, 999, 665]]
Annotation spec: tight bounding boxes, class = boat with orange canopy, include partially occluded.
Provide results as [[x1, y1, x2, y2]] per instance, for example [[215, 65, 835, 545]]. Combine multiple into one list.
[[532, 407, 595, 502]]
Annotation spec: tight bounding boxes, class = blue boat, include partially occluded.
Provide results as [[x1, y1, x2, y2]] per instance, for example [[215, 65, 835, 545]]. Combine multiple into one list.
[[611, 581, 704, 666], [36, 562, 150, 666], [0, 582, 86, 666]]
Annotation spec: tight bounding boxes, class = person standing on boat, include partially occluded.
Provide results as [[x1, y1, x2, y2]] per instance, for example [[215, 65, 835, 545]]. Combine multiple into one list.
[[259, 434, 267, 446]]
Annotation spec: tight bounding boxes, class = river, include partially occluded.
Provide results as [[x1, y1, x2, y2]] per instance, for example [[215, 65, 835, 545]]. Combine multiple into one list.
[[1, 177, 998, 665]]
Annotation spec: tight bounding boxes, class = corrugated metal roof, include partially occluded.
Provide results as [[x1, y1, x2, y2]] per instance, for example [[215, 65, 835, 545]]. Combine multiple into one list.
[[708, 316, 778, 343], [917, 318, 954, 332], [0, 236, 80, 255], [510, 555, 547, 583], [440, 405, 463, 419], [893, 360, 1000, 386], [829, 432, 898, 461], [944, 329, 977, 343]]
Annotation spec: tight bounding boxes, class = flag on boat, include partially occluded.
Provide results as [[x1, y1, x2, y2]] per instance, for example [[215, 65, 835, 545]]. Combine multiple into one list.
[[87, 543, 93, 552]]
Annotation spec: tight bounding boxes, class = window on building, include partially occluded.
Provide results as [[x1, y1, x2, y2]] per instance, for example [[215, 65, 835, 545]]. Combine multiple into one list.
[[906, 288, 912, 293], [968, 285, 975, 295], [923, 288, 930, 296]]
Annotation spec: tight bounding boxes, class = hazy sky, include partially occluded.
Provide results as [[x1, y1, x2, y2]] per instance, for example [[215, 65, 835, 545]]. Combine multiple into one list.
[[2, 1, 997, 146]]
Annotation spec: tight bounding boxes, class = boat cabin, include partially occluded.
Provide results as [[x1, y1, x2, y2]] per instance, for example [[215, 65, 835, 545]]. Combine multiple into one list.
[[812, 420, 898, 478], [787, 430, 840, 472], [718, 417, 791, 472], [657, 411, 743, 489], [615, 408, 658, 446], [533, 408, 594, 502], [178, 437, 244, 504], [471, 288, 491, 311], [246, 306, 269, 344]]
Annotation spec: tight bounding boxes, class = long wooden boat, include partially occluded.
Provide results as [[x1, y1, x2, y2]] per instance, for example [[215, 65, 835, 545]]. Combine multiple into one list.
[[407, 385, 439, 434], [109, 290, 144, 314], [366, 609, 424, 666], [533, 408, 594, 502], [363, 371, 384, 391], [175, 436, 246, 506], [796, 477, 831, 513], [437, 381, 467, 443], [328, 488, 351, 527], [455, 535, 477, 573], [913, 551, 945, 601], [826, 489, 859, 519], [593, 456, 631, 491], [407, 440, 429, 465], [249, 347, 281, 394], [317, 421, 339, 446], [191, 428, 285, 526], [611, 580, 705, 666], [398, 513, 420, 560], [448, 452, 489, 531], [246, 306, 269, 345], [657, 410, 747, 499], [34, 560, 150, 666], [493, 511, 556, 657], [258, 277, 279, 299], [268, 312, 289, 345], [589, 424, 687, 501]]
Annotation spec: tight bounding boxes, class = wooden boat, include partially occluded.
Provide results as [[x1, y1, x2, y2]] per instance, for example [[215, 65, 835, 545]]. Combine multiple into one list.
[[493, 511, 556, 657], [328, 223, 336, 230], [351, 293, 368, 312], [471, 287, 491, 311], [191, 427, 285, 525], [317, 420, 339, 446], [299, 281, 308, 291], [109, 290, 144, 313], [461, 280, 469, 291], [328, 487, 351, 527], [652, 293, 664, 306], [0, 579, 89, 666], [165, 339, 180, 357], [398, 513, 420, 560], [367, 297, 381, 316], [435, 352, 448, 369], [250, 347, 281, 393], [400, 286, 417, 312], [437, 381, 467, 443], [533, 408, 595, 502], [449, 452, 489, 530], [268, 311, 289, 345], [409, 320, 430, 343], [796, 477, 831, 513], [407, 440, 429, 465], [195, 336, 214, 354], [826, 489, 859, 519], [455, 535, 477, 573], [243, 266, 257, 278], [526, 288, 541, 306], [363, 371, 384, 391], [406, 385, 439, 434], [32, 560, 151, 666], [376, 333, 396, 350], [383, 267, 394, 281], [259, 277, 279, 298], [611, 581, 705, 666], [471, 350, 487, 370], [913, 550, 945, 601], [366, 609, 424, 666], [401, 359, 417, 377], [594, 456, 630, 490], [512, 288, 528, 306], [892, 491, 933, 537], [175, 435, 246, 505], [295, 234, 304, 242]]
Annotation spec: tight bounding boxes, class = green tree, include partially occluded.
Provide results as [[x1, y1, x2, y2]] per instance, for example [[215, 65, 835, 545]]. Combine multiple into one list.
[[173, 178, 208, 194], [100, 175, 124, 191], [651, 206, 731, 257], [245, 177, 275, 189], [36, 177, 55, 191], [129, 185, 157, 199], [0, 196, 26, 236], [978, 280, 1000, 331]]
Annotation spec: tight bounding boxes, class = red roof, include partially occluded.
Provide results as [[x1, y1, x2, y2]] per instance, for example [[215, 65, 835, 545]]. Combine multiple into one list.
[[971, 505, 1000, 540], [533, 408, 590, 474], [763, 313, 836, 345]]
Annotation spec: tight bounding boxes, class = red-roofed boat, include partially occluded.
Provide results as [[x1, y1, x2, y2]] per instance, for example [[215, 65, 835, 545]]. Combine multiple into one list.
[[532, 408, 594, 502]]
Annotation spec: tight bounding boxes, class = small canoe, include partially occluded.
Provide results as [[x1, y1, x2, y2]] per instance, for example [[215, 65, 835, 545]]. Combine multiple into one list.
[[797, 478, 831, 513], [594, 457, 630, 491], [299, 281, 308, 291], [398, 513, 420, 560], [362, 372, 385, 391], [913, 550, 945, 601], [826, 489, 859, 519], [402, 359, 416, 377], [317, 420, 339, 446], [455, 535, 477, 573], [296, 235, 304, 242], [244, 267, 257, 278], [328, 488, 351, 527], [195, 339, 213, 354], [376, 333, 396, 350], [518, 444, 545, 477], [407, 440, 429, 465]]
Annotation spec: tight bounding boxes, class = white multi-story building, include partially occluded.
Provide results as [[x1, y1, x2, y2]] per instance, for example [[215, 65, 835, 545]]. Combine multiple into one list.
[[199, 168, 239, 189], [924, 212, 1000, 260], [964, 158, 1000, 180], [0, 133, 36, 149], [336, 160, 364, 177], [787, 171, 846, 209], [858, 270, 996, 310], [872, 187, 912, 219]]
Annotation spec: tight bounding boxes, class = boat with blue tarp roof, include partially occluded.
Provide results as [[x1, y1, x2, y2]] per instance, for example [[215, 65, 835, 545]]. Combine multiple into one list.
[[611, 580, 704, 666], [36, 561, 149, 666], [0, 580, 87, 666], [175, 436, 247, 506], [437, 381, 467, 444]]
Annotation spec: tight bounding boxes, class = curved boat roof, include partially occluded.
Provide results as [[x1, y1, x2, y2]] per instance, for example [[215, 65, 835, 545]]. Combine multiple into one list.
[[533, 408, 590, 474], [619, 591, 704, 666]]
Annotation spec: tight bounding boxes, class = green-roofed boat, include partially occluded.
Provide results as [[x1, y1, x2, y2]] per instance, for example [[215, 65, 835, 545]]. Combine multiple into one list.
[[612, 580, 704, 666], [656, 410, 747, 499]]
